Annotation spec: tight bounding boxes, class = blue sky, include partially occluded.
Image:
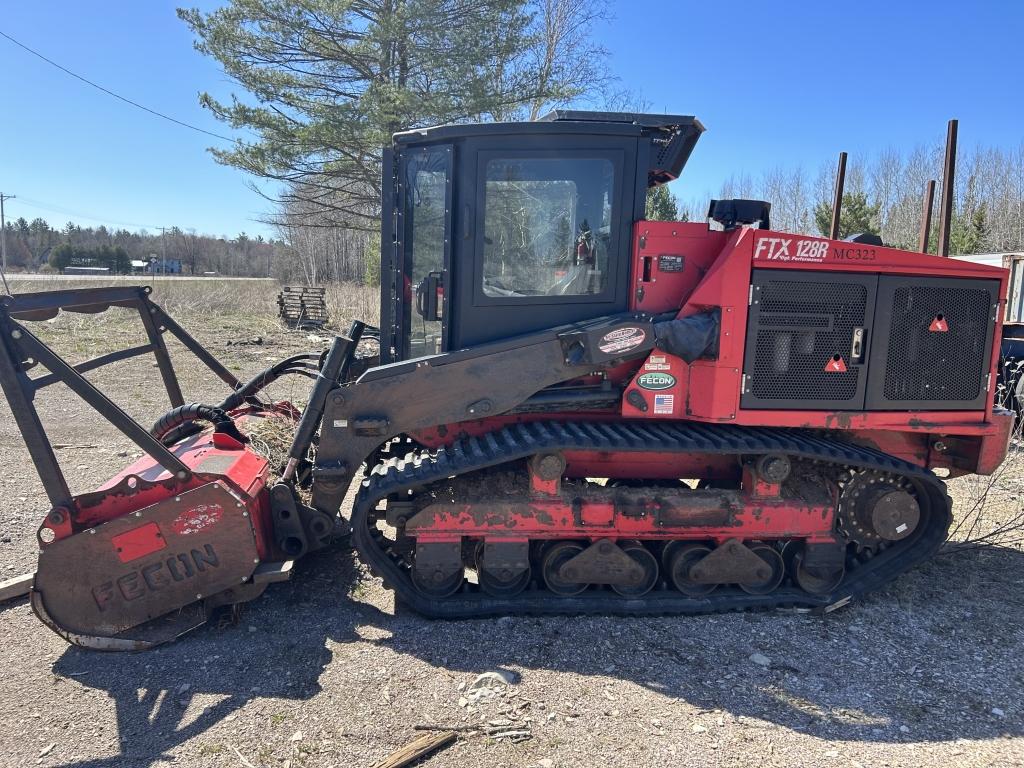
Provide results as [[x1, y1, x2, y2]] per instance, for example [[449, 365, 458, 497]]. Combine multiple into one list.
[[1, 1, 1021, 239]]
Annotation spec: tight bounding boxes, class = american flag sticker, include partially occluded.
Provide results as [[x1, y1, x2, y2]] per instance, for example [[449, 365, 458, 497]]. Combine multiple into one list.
[[653, 394, 674, 414]]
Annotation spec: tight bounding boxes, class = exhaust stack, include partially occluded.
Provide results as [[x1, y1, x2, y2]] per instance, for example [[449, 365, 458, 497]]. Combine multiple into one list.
[[936, 119, 958, 257]]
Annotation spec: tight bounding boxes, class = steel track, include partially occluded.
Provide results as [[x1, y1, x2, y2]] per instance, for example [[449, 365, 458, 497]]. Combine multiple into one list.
[[351, 421, 952, 617]]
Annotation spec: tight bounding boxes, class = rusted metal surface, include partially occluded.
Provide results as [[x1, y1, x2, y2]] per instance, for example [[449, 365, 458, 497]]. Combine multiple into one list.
[[689, 539, 772, 585], [405, 482, 832, 541], [557, 539, 645, 586], [33, 483, 259, 639], [919, 178, 936, 253], [829, 151, 848, 240], [937, 119, 959, 257]]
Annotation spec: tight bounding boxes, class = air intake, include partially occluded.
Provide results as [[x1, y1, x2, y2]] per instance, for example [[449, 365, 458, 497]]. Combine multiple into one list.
[[741, 271, 873, 409], [866, 276, 998, 410], [741, 271, 998, 411]]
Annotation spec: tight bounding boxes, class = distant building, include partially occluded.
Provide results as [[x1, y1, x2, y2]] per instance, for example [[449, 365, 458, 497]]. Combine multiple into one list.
[[955, 252, 1023, 323], [133, 257, 184, 274]]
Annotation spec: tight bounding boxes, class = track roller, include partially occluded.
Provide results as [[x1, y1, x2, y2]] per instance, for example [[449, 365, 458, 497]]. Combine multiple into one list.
[[475, 543, 531, 598], [739, 543, 786, 595], [411, 567, 463, 598], [611, 543, 659, 597], [784, 542, 846, 596], [541, 542, 588, 596], [666, 542, 717, 596]]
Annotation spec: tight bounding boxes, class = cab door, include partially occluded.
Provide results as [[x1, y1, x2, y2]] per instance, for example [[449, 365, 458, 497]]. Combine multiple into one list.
[[393, 143, 454, 359], [447, 136, 639, 349]]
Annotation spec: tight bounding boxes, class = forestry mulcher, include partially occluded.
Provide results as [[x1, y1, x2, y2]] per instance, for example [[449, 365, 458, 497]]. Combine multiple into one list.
[[0, 112, 1012, 649]]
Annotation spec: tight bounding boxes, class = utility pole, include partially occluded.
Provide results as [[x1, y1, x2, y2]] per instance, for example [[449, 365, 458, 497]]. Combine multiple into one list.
[[159, 227, 167, 276], [0, 193, 15, 274]]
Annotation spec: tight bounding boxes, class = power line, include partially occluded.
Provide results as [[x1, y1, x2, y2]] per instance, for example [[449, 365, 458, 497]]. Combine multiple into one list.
[[0, 29, 234, 143], [13, 196, 161, 231]]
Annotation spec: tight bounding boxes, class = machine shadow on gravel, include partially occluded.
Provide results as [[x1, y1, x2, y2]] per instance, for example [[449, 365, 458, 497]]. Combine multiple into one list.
[[47, 546, 374, 768], [44, 542, 1023, 767]]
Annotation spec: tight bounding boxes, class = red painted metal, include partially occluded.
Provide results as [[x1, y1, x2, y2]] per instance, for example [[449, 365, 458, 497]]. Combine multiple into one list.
[[413, 218, 1011, 481], [742, 464, 780, 498], [111, 522, 166, 564], [562, 450, 737, 481], [38, 410, 285, 559], [408, 496, 836, 544]]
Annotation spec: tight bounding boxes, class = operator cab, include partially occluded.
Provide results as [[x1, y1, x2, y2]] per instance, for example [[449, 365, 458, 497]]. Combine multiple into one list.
[[378, 111, 704, 363]]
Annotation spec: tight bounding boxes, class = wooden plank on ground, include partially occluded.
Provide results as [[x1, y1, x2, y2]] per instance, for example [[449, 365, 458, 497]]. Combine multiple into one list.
[[371, 731, 456, 768], [0, 572, 34, 603]]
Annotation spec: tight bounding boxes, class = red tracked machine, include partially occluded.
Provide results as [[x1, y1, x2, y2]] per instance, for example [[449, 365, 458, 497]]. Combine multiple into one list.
[[0, 112, 1012, 648]]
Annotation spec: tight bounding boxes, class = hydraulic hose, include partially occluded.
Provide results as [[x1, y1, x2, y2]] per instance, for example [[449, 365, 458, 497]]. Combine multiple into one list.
[[218, 353, 322, 412], [151, 403, 247, 446]]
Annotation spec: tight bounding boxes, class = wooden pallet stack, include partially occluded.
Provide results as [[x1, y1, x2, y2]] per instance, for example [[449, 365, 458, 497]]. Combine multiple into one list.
[[277, 285, 330, 329]]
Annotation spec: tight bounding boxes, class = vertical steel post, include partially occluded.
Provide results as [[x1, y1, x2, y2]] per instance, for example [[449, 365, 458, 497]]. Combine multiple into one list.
[[829, 152, 848, 240], [937, 119, 958, 257], [918, 179, 936, 253]]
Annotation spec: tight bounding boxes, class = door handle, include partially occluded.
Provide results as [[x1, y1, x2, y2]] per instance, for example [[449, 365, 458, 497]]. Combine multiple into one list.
[[850, 327, 866, 362]]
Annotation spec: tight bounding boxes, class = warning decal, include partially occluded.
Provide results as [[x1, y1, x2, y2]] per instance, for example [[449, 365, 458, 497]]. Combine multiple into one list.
[[824, 355, 848, 373], [929, 315, 949, 332]]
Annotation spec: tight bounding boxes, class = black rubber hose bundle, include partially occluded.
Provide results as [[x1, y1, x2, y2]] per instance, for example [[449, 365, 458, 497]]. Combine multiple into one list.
[[152, 324, 382, 447], [218, 353, 322, 412], [151, 403, 247, 446]]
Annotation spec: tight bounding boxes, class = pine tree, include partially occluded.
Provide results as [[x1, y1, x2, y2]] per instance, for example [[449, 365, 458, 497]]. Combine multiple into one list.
[[179, 0, 599, 229], [950, 203, 990, 255], [645, 185, 680, 221], [813, 191, 881, 239]]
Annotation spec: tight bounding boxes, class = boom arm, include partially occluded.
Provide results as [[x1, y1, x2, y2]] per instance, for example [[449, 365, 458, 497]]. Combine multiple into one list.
[[305, 314, 657, 521]]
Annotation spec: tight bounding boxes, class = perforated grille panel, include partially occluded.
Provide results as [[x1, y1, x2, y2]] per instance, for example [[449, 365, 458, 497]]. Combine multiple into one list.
[[742, 271, 874, 409], [866, 277, 998, 410], [742, 271, 999, 412]]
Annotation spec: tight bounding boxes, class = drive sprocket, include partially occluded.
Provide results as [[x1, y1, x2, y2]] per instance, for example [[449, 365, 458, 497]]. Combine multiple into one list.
[[838, 470, 920, 548]]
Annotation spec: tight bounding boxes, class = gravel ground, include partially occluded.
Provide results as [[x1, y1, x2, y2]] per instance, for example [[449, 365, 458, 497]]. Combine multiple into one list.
[[1, 282, 1023, 768]]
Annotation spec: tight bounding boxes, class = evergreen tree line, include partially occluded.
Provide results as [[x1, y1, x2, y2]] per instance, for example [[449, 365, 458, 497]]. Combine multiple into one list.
[[1, 217, 288, 278]]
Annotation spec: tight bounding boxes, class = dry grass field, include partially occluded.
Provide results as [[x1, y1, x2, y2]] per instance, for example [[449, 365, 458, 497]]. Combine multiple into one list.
[[0, 276, 1022, 768]]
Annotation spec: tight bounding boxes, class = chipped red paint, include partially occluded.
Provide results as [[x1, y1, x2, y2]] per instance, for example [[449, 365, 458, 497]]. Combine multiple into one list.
[[41, 409, 286, 559], [407, 496, 836, 545], [171, 503, 224, 536]]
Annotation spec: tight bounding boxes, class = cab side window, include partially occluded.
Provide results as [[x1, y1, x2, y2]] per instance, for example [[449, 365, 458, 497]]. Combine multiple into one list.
[[481, 157, 615, 298]]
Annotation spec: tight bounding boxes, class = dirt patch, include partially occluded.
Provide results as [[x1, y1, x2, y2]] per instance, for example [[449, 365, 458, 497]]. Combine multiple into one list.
[[1, 279, 1023, 767]]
